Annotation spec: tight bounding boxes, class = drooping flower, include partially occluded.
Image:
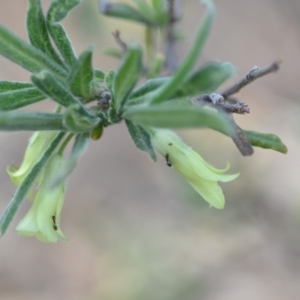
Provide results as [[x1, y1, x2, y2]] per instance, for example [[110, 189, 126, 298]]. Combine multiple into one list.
[[151, 129, 239, 209], [7, 131, 57, 186], [15, 153, 68, 243]]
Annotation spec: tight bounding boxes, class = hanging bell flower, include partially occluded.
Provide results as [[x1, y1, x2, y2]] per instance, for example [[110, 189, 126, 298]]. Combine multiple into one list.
[[151, 129, 239, 209]]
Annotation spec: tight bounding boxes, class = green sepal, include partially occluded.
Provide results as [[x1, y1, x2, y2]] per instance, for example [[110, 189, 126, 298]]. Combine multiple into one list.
[[0, 87, 46, 111], [67, 46, 94, 99], [113, 42, 143, 112], [0, 111, 65, 131], [46, 0, 80, 67], [123, 104, 233, 135], [100, 1, 156, 27], [0, 132, 65, 237], [125, 119, 156, 161], [244, 130, 288, 154], [27, 0, 65, 67], [63, 104, 100, 132], [0, 24, 67, 78]]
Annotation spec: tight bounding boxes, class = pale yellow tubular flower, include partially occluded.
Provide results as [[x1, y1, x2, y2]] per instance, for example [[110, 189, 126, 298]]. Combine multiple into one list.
[[7, 131, 57, 186], [15, 153, 69, 243], [151, 129, 239, 209]]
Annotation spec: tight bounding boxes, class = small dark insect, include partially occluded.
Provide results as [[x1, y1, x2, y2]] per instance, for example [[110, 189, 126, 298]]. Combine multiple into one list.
[[165, 153, 172, 167], [52, 215, 58, 231], [168, 143, 173, 146]]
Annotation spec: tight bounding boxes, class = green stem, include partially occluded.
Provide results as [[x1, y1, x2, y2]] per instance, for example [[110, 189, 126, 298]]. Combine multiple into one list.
[[58, 133, 74, 155]]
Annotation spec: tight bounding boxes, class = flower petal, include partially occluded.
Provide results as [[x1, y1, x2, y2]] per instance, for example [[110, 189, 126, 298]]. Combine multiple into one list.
[[187, 179, 225, 209]]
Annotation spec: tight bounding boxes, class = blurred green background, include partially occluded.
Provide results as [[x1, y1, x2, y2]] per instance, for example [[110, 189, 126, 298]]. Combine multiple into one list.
[[1, 0, 300, 299]]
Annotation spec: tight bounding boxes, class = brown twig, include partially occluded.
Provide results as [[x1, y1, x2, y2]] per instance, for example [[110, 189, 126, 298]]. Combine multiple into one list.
[[164, 0, 180, 73], [191, 62, 280, 156], [193, 94, 250, 114], [192, 94, 254, 156], [221, 61, 280, 98], [111, 30, 127, 53]]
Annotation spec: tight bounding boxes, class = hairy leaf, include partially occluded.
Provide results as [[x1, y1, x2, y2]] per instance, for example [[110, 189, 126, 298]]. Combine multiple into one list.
[[174, 62, 235, 97], [0, 111, 65, 131], [27, 0, 65, 67], [95, 69, 105, 80], [47, 0, 80, 67], [0, 81, 33, 91], [124, 104, 233, 135], [68, 46, 94, 99], [105, 70, 115, 94], [125, 119, 156, 161], [0, 88, 46, 111], [31, 70, 82, 107], [113, 42, 143, 112], [100, 1, 156, 27], [0, 25, 67, 78], [244, 130, 288, 154]]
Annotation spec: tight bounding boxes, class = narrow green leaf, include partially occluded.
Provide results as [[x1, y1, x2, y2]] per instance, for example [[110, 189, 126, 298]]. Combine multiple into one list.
[[0, 88, 46, 111], [0, 25, 68, 78], [63, 104, 100, 132], [51, 133, 89, 187], [47, 0, 80, 67], [95, 69, 105, 80], [244, 130, 288, 154], [128, 61, 233, 105], [105, 70, 115, 94], [27, 0, 65, 67], [0, 111, 65, 131], [68, 46, 94, 99], [125, 119, 156, 161], [151, 0, 168, 24], [151, 0, 166, 14], [31, 70, 83, 107], [0, 81, 33, 92], [173, 62, 235, 97], [0, 132, 65, 237], [100, 1, 156, 27], [130, 77, 168, 100], [133, 0, 161, 24], [113, 42, 143, 112], [32, 70, 99, 124], [148, 0, 215, 104], [103, 47, 123, 59], [124, 104, 233, 135]]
